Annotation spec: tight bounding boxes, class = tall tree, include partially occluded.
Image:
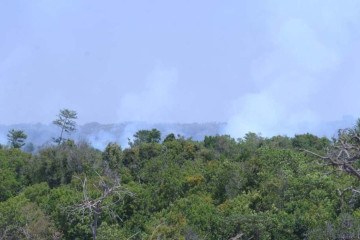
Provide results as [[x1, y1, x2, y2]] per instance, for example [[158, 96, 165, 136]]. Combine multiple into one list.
[[7, 129, 27, 149], [53, 109, 77, 144]]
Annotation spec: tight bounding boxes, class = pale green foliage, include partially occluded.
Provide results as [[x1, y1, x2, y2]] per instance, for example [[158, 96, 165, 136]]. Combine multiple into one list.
[[0, 195, 58, 239], [7, 129, 27, 148]]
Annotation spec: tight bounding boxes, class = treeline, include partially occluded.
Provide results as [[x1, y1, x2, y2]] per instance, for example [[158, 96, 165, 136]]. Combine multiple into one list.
[[2, 117, 360, 239]]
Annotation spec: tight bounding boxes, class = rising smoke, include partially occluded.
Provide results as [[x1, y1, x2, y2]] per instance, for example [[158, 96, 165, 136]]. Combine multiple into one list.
[[225, 0, 360, 138], [117, 66, 178, 123]]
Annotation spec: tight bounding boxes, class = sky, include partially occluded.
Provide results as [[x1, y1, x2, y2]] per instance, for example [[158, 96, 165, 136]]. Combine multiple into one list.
[[1, 0, 360, 138]]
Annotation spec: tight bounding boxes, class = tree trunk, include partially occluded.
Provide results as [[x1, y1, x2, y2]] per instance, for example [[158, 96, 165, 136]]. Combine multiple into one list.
[[91, 205, 100, 240]]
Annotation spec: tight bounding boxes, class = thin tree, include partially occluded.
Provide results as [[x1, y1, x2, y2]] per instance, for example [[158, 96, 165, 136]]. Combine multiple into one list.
[[53, 109, 77, 144], [7, 129, 27, 149]]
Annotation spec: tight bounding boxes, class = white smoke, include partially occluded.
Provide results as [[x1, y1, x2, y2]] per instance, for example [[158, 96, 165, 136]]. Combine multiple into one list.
[[0, 132, 6, 145], [117, 66, 178, 123], [225, 0, 360, 138]]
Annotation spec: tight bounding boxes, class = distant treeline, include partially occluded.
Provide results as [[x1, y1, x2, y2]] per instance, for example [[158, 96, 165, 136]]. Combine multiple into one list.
[[0, 122, 226, 151]]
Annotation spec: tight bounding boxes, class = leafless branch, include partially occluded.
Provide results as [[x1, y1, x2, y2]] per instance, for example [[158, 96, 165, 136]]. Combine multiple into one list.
[[69, 171, 133, 240], [303, 129, 360, 181]]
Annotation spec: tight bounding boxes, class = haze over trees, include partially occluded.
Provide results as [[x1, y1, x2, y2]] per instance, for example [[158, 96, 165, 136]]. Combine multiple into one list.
[[0, 122, 226, 151], [2, 113, 360, 239]]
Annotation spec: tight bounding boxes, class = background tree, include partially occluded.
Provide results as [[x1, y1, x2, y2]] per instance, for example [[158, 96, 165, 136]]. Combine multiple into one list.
[[292, 133, 330, 152], [163, 133, 176, 143], [53, 109, 77, 144], [131, 129, 161, 146], [7, 129, 27, 149], [102, 143, 122, 171]]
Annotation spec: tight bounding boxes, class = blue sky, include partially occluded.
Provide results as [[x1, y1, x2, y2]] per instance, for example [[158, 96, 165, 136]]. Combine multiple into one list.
[[1, 0, 360, 137]]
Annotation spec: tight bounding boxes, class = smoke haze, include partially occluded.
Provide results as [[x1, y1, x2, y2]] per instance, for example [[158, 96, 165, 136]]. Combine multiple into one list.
[[225, 0, 360, 137], [1, 0, 360, 138]]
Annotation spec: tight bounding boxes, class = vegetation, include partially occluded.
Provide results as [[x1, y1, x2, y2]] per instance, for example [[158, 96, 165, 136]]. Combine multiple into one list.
[[53, 109, 78, 145], [7, 129, 27, 149], [2, 119, 360, 239]]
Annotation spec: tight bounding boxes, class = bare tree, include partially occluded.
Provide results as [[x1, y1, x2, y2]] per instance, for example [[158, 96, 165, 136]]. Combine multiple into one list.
[[71, 171, 132, 240], [304, 127, 360, 180]]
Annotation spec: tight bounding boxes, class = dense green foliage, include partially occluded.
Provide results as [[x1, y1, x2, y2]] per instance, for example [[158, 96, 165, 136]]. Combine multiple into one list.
[[1, 129, 360, 239]]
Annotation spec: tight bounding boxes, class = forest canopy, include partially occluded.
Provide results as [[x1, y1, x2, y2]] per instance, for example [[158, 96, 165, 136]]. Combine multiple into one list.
[[1, 119, 360, 239]]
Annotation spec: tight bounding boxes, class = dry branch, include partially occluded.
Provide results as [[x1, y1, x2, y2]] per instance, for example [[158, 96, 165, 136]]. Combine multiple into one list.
[[303, 128, 360, 181]]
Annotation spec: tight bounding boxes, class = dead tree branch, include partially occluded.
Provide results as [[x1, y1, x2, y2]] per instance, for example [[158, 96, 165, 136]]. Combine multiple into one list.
[[303, 128, 360, 181], [70, 171, 133, 240]]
